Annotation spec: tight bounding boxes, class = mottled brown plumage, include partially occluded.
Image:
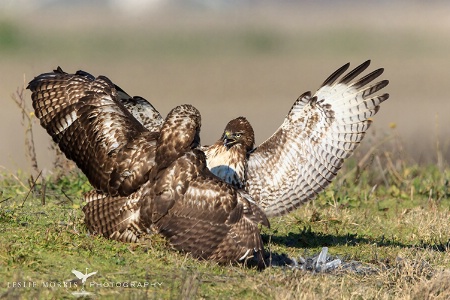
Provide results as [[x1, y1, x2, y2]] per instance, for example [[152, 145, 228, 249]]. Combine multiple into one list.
[[143, 107, 267, 262], [83, 105, 269, 263], [28, 67, 159, 197], [28, 69, 268, 264]]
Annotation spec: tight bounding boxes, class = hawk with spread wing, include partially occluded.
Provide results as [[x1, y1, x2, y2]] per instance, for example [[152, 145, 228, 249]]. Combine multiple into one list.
[[28, 72, 268, 263], [203, 60, 389, 216]]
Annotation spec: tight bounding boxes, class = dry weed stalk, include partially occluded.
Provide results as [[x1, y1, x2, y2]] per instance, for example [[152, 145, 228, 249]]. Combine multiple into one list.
[[11, 84, 39, 176], [49, 140, 76, 181], [11, 83, 48, 203]]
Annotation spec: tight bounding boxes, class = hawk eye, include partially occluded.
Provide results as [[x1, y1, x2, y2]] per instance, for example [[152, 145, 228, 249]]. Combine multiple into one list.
[[235, 133, 241, 138]]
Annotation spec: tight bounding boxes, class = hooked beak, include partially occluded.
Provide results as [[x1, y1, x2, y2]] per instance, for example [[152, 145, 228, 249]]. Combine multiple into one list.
[[223, 131, 237, 148]]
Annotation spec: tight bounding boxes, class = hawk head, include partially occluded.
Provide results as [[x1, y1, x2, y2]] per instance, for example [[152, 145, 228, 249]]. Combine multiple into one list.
[[221, 117, 255, 152]]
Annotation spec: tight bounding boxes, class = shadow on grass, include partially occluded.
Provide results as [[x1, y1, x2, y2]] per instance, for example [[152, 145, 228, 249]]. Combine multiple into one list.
[[262, 227, 450, 253]]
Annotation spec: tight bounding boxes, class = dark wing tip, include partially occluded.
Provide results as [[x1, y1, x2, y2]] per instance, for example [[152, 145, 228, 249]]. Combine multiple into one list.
[[378, 79, 389, 90], [114, 83, 129, 96], [54, 66, 65, 73], [321, 62, 350, 87], [27, 68, 60, 90], [298, 91, 312, 99], [27, 66, 95, 91], [27, 75, 43, 91], [351, 68, 385, 89], [339, 60, 372, 85], [75, 69, 96, 81]]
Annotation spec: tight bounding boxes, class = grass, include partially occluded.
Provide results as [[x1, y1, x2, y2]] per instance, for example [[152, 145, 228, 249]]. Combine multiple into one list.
[[0, 157, 449, 299]]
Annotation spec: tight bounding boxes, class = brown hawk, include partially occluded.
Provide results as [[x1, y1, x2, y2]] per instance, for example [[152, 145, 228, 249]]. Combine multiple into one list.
[[202, 61, 389, 216], [28, 72, 268, 263]]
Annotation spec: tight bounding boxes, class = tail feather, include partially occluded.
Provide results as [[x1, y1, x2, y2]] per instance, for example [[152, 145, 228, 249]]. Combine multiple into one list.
[[83, 191, 142, 243]]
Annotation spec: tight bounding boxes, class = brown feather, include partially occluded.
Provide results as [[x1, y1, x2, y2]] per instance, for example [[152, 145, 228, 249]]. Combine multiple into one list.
[[139, 106, 268, 263], [83, 189, 146, 243], [28, 68, 158, 196]]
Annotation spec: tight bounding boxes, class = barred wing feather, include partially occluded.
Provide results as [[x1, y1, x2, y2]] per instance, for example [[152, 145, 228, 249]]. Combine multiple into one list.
[[28, 68, 157, 196], [246, 61, 389, 217]]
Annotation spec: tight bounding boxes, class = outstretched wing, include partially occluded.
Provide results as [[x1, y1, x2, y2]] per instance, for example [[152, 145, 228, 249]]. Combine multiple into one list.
[[246, 60, 389, 217], [28, 68, 158, 196]]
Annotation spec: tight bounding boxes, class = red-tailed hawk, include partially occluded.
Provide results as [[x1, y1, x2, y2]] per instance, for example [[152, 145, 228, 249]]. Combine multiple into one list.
[[203, 61, 389, 216], [28, 72, 268, 263]]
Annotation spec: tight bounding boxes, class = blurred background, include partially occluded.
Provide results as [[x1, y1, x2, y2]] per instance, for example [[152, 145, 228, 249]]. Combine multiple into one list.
[[0, 0, 449, 174]]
